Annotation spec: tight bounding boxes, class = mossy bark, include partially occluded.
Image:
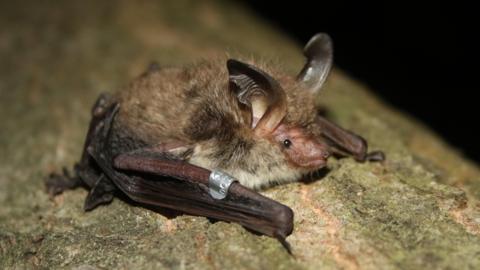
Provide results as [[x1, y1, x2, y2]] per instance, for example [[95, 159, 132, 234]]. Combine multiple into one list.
[[1, 1, 479, 269]]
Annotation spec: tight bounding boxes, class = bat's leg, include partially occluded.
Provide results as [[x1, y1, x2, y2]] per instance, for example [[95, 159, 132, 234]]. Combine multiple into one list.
[[86, 103, 294, 253], [317, 116, 385, 162]]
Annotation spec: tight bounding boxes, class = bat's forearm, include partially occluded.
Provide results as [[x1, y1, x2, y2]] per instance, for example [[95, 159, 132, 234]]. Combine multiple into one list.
[[317, 116, 385, 162], [112, 153, 293, 240], [114, 154, 210, 185], [317, 115, 367, 160]]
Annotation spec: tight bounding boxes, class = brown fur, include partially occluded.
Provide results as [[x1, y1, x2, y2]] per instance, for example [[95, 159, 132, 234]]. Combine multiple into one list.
[[112, 57, 322, 189]]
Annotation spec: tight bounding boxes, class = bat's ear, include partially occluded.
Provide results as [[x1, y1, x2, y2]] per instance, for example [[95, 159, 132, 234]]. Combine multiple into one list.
[[227, 59, 287, 136], [296, 33, 333, 94]]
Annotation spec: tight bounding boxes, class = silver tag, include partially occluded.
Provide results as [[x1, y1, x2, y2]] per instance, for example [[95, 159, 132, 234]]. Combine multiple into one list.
[[208, 170, 237, 200]]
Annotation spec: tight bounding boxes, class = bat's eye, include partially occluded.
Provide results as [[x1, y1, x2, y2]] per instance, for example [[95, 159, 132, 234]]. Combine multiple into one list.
[[283, 139, 292, 148]]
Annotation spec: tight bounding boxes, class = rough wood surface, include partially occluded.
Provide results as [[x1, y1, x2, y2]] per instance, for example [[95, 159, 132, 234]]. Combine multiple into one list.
[[1, 1, 479, 269]]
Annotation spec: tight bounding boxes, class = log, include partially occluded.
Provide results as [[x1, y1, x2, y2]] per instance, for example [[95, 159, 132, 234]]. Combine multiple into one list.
[[1, 0, 479, 269]]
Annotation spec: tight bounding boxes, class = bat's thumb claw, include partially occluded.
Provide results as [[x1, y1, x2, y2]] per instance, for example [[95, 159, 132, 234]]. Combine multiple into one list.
[[275, 233, 293, 256], [366, 151, 386, 162]]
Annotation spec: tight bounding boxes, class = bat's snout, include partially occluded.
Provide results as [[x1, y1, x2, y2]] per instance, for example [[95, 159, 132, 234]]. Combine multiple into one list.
[[297, 140, 330, 168]]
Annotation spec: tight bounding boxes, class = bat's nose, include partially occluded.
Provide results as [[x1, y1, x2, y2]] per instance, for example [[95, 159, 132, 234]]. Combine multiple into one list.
[[299, 140, 330, 168], [307, 140, 330, 159]]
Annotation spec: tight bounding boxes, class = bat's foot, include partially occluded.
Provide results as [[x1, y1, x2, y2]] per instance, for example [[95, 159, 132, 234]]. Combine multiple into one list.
[[45, 167, 82, 196]]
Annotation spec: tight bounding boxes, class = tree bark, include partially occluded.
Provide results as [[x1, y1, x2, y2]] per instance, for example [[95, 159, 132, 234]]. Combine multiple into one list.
[[1, 1, 479, 269]]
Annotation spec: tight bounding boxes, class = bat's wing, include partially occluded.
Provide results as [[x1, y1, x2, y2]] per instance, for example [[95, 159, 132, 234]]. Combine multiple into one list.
[[317, 116, 385, 162], [46, 93, 117, 211], [87, 102, 294, 252]]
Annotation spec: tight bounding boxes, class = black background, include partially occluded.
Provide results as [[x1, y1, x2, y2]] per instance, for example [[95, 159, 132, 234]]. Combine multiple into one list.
[[243, 1, 479, 162]]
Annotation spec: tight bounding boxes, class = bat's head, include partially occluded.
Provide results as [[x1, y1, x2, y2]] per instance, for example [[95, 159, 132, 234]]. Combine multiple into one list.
[[223, 33, 335, 188]]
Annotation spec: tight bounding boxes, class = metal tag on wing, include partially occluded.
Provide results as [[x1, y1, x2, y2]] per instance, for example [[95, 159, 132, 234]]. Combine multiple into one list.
[[208, 170, 237, 200]]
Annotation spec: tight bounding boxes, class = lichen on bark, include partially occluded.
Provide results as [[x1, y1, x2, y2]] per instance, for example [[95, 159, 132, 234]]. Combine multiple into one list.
[[1, 1, 480, 269]]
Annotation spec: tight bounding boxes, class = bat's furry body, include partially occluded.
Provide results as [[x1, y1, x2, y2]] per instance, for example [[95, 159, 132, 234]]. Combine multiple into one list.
[[113, 58, 320, 189]]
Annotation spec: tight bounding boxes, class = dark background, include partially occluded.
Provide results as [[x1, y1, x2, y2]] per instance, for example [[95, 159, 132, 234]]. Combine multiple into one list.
[[243, 1, 479, 162]]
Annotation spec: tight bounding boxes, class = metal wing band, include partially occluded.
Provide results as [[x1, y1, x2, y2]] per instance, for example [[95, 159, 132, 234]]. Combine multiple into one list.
[[208, 170, 238, 200]]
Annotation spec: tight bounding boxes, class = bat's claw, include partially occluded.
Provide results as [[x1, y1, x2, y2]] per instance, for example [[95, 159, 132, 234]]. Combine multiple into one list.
[[83, 175, 115, 211], [366, 151, 385, 162], [275, 234, 293, 256]]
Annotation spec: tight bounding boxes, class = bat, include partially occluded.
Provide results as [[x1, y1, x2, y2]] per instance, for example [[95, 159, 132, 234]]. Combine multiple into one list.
[[46, 33, 384, 253]]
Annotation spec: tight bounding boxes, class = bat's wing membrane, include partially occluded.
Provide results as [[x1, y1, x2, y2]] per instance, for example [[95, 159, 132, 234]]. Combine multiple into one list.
[[86, 102, 294, 253]]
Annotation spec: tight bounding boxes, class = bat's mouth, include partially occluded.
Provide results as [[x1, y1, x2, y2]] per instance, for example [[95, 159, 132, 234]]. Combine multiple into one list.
[[301, 158, 328, 168]]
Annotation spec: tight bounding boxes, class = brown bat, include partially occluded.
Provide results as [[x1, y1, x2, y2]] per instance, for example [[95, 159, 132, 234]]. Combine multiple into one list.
[[47, 33, 384, 252]]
